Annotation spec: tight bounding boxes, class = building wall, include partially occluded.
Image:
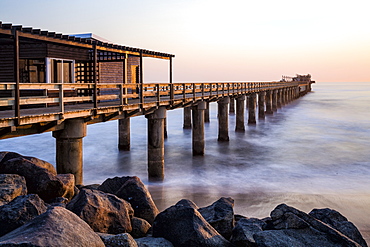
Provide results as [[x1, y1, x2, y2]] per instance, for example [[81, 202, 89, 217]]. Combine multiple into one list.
[[99, 62, 124, 84]]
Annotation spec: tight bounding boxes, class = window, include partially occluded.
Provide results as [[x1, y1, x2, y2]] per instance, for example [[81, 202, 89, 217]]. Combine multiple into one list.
[[19, 59, 45, 83], [46, 58, 75, 83]]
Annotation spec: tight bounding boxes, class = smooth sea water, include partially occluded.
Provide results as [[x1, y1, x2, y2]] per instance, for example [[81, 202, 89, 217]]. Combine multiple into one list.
[[1, 82, 370, 240]]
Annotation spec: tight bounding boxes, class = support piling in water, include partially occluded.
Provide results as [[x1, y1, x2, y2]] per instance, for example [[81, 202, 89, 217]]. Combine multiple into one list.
[[118, 118, 130, 151], [218, 97, 230, 141], [248, 93, 257, 125], [235, 95, 245, 132], [145, 106, 166, 181], [53, 118, 86, 185], [192, 101, 206, 155]]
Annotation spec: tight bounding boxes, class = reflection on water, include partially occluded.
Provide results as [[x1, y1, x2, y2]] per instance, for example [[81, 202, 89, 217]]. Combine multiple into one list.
[[1, 82, 370, 241]]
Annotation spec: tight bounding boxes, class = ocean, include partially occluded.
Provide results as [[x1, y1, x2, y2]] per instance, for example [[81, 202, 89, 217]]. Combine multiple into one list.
[[1, 81, 370, 241]]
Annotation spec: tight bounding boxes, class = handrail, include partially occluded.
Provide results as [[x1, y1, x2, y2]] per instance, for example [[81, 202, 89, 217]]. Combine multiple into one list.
[[0, 81, 308, 123]]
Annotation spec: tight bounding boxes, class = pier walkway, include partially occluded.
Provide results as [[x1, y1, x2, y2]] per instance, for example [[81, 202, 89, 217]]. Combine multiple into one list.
[[0, 80, 314, 184]]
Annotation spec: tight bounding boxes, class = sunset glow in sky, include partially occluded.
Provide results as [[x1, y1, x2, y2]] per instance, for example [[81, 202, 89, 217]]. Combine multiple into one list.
[[1, 0, 369, 82]]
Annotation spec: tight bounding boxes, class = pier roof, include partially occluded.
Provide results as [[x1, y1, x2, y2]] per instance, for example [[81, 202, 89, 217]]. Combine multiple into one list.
[[0, 21, 175, 59]]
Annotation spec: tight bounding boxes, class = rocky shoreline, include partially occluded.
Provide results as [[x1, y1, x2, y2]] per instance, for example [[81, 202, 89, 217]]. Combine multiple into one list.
[[0, 151, 368, 247]]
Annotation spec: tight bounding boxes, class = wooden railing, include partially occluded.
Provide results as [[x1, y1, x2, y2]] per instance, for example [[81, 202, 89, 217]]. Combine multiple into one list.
[[0, 81, 303, 124]]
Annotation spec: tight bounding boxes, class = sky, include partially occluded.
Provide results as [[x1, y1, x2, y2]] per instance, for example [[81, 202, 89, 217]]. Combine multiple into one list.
[[1, 0, 369, 82]]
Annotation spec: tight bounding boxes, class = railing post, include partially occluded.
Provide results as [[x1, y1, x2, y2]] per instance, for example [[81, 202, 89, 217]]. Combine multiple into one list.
[[139, 51, 144, 108], [59, 83, 64, 115], [13, 28, 20, 125], [182, 83, 186, 102], [156, 84, 160, 106]]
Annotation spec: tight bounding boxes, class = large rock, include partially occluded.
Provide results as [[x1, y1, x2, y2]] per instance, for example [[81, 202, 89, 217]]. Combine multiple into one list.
[[152, 200, 232, 247], [98, 233, 138, 247], [136, 237, 174, 247], [198, 197, 235, 239], [0, 194, 47, 237], [131, 217, 151, 238], [0, 206, 105, 247], [0, 152, 56, 174], [98, 176, 159, 224], [230, 218, 266, 247], [309, 208, 368, 247], [0, 157, 65, 201], [56, 174, 75, 201], [253, 204, 362, 247], [67, 188, 134, 234], [0, 174, 27, 206]]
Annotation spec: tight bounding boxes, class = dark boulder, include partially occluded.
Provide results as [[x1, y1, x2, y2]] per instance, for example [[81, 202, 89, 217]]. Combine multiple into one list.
[[175, 198, 199, 209], [0, 152, 22, 166], [0, 174, 27, 206], [230, 218, 266, 247], [198, 197, 235, 239], [0, 206, 105, 247], [56, 174, 75, 201], [0, 194, 47, 237], [97, 233, 138, 247], [253, 204, 362, 247], [152, 200, 232, 247], [98, 176, 159, 224], [136, 237, 174, 247], [67, 188, 134, 234], [131, 217, 151, 238], [0, 157, 65, 201], [309, 208, 368, 247]]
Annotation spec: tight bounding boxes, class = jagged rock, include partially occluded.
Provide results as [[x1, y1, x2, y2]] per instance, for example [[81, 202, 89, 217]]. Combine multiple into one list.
[[0, 194, 47, 237], [0, 206, 105, 247], [67, 188, 134, 234], [79, 184, 101, 190], [175, 199, 199, 209], [152, 200, 232, 247], [135, 237, 174, 247], [23, 156, 57, 175], [230, 218, 266, 247], [0, 174, 27, 206], [0, 152, 22, 166], [97, 233, 138, 247], [98, 176, 159, 224], [254, 204, 362, 247], [131, 217, 151, 238], [198, 197, 235, 239], [56, 174, 75, 201], [0, 157, 66, 201], [309, 208, 368, 247], [0, 152, 56, 174]]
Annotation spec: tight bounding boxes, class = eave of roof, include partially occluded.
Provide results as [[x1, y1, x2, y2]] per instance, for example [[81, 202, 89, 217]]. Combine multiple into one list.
[[0, 21, 175, 59]]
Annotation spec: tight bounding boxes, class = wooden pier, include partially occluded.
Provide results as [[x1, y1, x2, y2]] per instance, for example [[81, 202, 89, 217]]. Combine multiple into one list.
[[0, 22, 315, 184]]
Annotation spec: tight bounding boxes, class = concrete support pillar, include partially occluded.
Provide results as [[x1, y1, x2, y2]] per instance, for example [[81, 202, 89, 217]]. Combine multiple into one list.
[[272, 89, 278, 111], [258, 92, 265, 119], [118, 118, 130, 151], [265, 90, 273, 114], [183, 107, 192, 129], [276, 89, 282, 108], [235, 95, 245, 132], [205, 102, 210, 123], [145, 107, 166, 181], [192, 101, 206, 155], [53, 118, 86, 185], [164, 117, 168, 139], [229, 97, 235, 114], [280, 89, 285, 106], [248, 93, 257, 125], [218, 96, 230, 142]]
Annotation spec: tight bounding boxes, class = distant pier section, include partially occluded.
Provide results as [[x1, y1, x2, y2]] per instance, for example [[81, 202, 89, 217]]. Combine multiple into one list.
[[0, 22, 315, 184]]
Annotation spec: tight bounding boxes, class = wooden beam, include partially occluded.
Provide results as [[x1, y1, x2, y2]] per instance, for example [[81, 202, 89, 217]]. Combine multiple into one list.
[[13, 29, 20, 126]]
